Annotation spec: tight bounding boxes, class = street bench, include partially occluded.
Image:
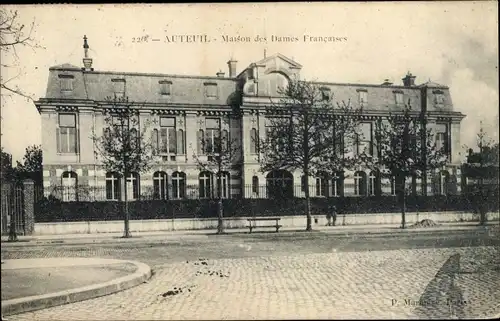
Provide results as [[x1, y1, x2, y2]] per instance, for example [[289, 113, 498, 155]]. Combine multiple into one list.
[[247, 217, 282, 233]]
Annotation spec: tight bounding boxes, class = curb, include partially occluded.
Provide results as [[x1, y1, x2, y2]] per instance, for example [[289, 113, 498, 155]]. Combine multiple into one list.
[[1, 226, 492, 247], [1, 260, 152, 316]]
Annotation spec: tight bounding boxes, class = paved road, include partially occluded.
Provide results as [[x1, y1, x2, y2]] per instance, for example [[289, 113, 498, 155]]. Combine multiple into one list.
[[2, 231, 499, 320]]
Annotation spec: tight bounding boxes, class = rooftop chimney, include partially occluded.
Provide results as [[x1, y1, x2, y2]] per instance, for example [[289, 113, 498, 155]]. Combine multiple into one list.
[[227, 58, 237, 78], [381, 79, 393, 86], [216, 70, 225, 78], [402, 71, 416, 87], [82, 35, 93, 71]]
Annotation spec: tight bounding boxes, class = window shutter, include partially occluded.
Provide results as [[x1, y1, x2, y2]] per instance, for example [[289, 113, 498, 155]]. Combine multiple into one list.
[[177, 129, 185, 154], [75, 127, 80, 153], [160, 128, 168, 153], [56, 127, 61, 153], [197, 130, 204, 154], [169, 128, 177, 154]]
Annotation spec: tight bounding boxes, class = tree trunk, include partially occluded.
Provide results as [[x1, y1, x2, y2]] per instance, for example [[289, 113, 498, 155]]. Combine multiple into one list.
[[304, 176, 312, 231], [398, 175, 407, 229], [123, 173, 131, 238], [216, 168, 225, 234]]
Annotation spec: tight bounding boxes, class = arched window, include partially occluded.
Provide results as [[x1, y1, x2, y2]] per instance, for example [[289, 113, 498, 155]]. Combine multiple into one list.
[[368, 171, 380, 196], [217, 171, 231, 199], [177, 129, 185, 154], [61, 171, 77, 202], [266, 170, 293, 199], [331, 171, 343, 197], [199, 171, 213, 198], [106, 172, 121, 201], [172, 171, 186, 199], [354, 171, 367, 196], [250, 128, 258, 154], [153, 171, 168, 200], [252, 176, 259, 197], [315, 172, 329, 197], [126, 172, 140, 200]]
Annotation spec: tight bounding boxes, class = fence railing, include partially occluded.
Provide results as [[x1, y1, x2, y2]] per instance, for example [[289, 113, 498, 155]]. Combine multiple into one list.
[[36, 183, 406, 203]]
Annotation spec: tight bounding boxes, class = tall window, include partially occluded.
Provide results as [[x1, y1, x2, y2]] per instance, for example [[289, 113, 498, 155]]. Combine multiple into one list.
[[106, 172, 121, 200], [250, 128, 258, 154], [390, 176, 396, 196], [153, 171, 168, 199], [126, 172, 140, 200], [217, 171, 231, 199], [61, 171, 77, 202], [435, 123, 449, 158], [356, 122, 372, 156], [197, 129, 205, 155], [160, 117, 176, 158], [368, 171, 379, 196], [315, 172, 329, 197], [172, 171, 186, 199], [252, 176, 259, 196], [331, 172, 342, 197], [438, 170, 449, 195], [354, 171, 367, 196], [205, 118, 221, 154], [57, 113, 78, 154], [199, 171, 213, 198]]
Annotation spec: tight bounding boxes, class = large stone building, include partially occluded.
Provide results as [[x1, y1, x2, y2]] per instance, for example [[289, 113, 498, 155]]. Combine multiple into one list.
[[35, 37, 465, 202]]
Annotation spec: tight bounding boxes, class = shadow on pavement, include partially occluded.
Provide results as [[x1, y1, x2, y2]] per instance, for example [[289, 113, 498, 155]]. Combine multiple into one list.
[[414, 253, 466, 319]]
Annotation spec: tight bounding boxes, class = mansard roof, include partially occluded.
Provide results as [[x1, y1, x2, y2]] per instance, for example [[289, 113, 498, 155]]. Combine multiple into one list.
[[43, 65, 237, 106]]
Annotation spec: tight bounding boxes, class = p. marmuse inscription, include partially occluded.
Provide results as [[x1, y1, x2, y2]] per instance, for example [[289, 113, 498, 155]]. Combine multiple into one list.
[[391, 298, 468, 307]]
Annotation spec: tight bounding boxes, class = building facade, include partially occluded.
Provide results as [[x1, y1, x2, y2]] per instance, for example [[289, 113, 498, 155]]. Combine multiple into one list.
[[35, 37, 466, 202]]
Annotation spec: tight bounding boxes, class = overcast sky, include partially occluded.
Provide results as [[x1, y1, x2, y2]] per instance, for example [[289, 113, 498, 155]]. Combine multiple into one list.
[[1, 2, 498, 162]]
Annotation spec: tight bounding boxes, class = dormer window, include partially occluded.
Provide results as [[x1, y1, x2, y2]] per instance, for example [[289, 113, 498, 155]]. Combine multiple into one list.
[[320, 87, 331, 101], [393, 90, 404, 105], [111, 78, 126, 98], [59, 74, 74, 93], [357, 89, 368, 106], [159, 80, 172, 96], [433, 90, 445, 106], [204, 82, 218, 99]]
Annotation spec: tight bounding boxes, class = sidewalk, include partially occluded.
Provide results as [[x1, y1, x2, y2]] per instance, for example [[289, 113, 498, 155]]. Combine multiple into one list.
[[2, 221, 497, 247], [1, 257, 151, 316]]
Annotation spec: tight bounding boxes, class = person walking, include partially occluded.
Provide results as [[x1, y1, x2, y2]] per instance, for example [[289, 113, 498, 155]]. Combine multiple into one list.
[[331, 205, 337, 226]]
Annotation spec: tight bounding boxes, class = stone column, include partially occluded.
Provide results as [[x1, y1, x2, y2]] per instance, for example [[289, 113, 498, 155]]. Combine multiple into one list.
[[23, 179, 35, 235]]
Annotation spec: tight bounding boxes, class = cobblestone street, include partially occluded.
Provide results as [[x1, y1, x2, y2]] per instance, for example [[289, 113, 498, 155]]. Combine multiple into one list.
[[5, 246, 499, 320]]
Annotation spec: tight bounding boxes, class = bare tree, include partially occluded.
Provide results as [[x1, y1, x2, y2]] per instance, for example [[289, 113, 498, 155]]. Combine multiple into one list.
[[259, 77, 363, 231], [91, 96, 154, 238], [191, 116, 241, 234], [0, 8, 44, 102], [463, 123, 499, 225], [361, 101, 448, 229]]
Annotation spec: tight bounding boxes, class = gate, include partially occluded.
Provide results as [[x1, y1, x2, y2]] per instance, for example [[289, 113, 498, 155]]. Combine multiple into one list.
[[1, 183, 25, 236]]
